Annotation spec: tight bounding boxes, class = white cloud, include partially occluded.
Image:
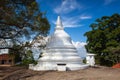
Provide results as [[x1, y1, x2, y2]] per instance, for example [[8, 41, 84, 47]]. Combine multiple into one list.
[[104, 0, 115, 5], [72, 41, 87, 58], [62, 16, 83, 28], [53, 0, 92, 28], [64, 24, 83, 28], [52, 14, 92, 28], [52, 16, 83, 28], [80, 15, 92, 20], [54, 0, 82, 14]]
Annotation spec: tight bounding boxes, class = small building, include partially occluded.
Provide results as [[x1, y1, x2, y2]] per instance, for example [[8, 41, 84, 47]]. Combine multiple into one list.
[[86, 53, 96, 66], [0, 53, 14, 66], [0, 39, 14, 66]]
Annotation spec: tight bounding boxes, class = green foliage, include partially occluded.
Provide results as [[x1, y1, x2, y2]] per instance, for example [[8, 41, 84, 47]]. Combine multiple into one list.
[[22, 50, 36, 66], [83, 58, 86, 64], [9, 42, 37, 66], [0, 0, 50, 43], [1, 0, 50, 66], [84, 13, 120, 66], [9, 44, 23, 63]]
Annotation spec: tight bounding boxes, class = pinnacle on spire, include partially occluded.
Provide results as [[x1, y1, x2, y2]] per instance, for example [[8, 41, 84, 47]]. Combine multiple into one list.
[[56, 16, 64, 30]]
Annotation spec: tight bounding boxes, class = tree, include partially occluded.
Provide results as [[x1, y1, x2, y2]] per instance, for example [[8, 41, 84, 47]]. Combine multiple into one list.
[[84, 13, 120, 66], [9, 44, 24, 63], [9, 42, 35, 65], [0, 0, 50, 66], [22, 50, 36, 66], [0, 0, 50, 43]]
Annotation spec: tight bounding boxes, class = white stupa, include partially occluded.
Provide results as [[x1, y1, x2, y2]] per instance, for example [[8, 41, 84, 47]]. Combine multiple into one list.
[[29, 16, 88, 71]]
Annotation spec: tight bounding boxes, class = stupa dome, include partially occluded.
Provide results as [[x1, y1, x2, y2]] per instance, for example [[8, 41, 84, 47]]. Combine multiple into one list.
[[46, 16, 73, 48]]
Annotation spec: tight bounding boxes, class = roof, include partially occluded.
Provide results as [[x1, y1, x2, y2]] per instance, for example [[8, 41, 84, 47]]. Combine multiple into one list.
[[112, 63, 120, 68]]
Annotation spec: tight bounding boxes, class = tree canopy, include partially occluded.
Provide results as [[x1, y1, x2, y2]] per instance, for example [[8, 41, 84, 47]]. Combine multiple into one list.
[[0, 0, 50, 65], [0, 0, 50, 43], [84, 13, 120, 66]]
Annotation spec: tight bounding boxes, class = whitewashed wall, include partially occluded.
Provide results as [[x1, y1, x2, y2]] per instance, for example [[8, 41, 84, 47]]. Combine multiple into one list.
[[0, 49, 9, 54]]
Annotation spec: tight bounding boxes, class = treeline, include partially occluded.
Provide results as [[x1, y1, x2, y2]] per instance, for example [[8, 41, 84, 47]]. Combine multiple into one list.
[[85, 13, 120, 66]]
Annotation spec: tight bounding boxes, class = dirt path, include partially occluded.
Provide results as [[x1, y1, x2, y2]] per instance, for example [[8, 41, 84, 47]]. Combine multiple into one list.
[[0, 66, 25, 80], [0, 66, 120, 80]]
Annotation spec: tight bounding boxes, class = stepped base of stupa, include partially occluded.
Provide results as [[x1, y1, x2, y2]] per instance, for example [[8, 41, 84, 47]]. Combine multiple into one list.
[[29, 62, 89, 71]]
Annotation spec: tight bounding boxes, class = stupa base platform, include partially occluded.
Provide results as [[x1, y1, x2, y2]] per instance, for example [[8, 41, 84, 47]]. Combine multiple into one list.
[[29, 63, 89, 71]]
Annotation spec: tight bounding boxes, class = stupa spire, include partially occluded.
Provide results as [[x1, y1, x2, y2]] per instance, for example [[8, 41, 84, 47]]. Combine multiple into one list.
[[56, 16, 64, 30]]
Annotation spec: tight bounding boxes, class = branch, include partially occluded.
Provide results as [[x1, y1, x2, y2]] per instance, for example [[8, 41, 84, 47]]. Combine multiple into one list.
[[0, 21, 23, 29]]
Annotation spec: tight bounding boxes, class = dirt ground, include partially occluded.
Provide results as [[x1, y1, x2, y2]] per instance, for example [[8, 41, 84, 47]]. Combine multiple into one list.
[[0, 66, 120, 80]]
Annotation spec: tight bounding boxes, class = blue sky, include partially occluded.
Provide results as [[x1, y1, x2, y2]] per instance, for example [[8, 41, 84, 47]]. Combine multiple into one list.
[[36, 0, 120, 42]]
